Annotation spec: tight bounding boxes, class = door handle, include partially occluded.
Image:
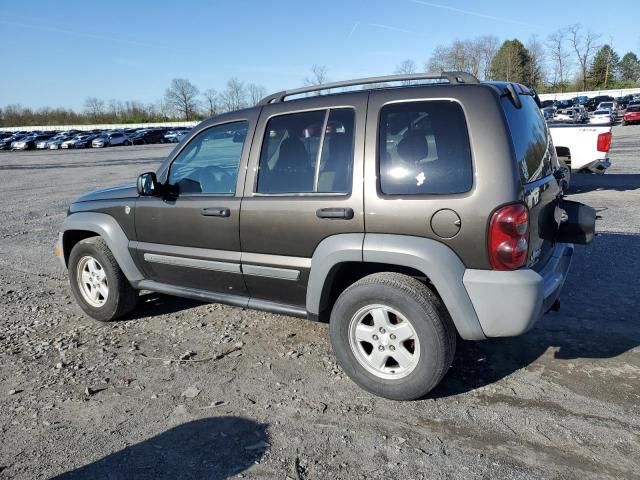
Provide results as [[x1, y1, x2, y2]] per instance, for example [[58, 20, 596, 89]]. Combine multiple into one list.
[[316, 207, 354, 219], [201, 207, 230, 217]]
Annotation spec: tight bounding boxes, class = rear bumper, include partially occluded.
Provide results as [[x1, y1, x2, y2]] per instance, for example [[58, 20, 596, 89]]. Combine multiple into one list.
[[583, 158, 611, 174], [463, 243, 574, 337]]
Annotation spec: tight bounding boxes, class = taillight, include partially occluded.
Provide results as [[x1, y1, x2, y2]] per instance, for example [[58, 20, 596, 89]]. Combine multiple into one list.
[[488, 203, 529, 270], [597, 132, 611, 152]]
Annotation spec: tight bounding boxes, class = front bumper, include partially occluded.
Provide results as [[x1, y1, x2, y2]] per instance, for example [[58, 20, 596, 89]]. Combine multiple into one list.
[[584, 158, 611, 174], [463, 243, 574, 337]]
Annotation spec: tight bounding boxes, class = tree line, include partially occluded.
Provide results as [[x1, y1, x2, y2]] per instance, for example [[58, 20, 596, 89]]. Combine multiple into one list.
[[420, 25, 640, 93], [2, 26, 639, 127]]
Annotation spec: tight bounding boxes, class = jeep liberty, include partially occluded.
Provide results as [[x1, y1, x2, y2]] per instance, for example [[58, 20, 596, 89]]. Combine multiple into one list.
[[57, 72, 596, 400]]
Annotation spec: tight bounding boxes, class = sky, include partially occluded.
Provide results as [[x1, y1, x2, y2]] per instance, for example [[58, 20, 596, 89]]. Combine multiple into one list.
[[1, 0, 639, 110]]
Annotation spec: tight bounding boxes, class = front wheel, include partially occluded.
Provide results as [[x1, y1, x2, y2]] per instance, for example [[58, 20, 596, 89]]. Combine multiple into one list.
[[68, 237, 138, 321], [329, 273, 456, 400]]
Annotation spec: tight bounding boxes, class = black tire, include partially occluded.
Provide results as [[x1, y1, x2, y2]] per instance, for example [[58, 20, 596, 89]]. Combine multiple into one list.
[[329, 272, 456, 400], [123, 140, 131, 146], [68, 237, 138, 321], [622, 120, 627, 126]]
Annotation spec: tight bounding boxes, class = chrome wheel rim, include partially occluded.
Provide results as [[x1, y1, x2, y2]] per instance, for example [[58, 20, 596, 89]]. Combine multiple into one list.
[[76, 256, 108, 307], [348, 304, 420, 380]]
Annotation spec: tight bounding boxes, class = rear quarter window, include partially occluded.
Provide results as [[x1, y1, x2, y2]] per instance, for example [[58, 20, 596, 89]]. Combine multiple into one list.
[[501, 94, 552, 183], [378, 100, 473, 195]]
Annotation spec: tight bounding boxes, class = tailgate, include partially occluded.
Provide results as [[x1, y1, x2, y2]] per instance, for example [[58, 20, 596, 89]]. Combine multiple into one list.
[[500, 93, 562, 270], [523, 176, 562, 269]]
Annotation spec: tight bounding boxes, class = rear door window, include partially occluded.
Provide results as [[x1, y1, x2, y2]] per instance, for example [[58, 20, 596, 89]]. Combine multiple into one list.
[[378, 100, 472, 195], [257, 108, 355, 194], [501, 94, 552, 183]]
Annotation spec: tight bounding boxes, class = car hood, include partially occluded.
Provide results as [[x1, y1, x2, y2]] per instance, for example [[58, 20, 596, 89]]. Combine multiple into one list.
[[73, 183, 137, 203]]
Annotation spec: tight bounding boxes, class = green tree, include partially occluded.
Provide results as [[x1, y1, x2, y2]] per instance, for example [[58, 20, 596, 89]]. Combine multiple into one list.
[[618, 52, 640, 83], [589, 45, 620, 89], [490, 39, 532, 84]]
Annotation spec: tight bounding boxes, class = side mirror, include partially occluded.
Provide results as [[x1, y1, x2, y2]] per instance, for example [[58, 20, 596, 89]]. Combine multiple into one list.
[[137, 172, 158, 196]]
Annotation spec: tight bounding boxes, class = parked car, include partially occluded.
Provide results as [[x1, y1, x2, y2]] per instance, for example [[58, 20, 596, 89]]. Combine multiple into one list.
[[92, 132, 130, 148], [597, 101, 617, 115], [571, 95, 588, 106], [0, 134, 25, 150], [11, 133, 54, 150], [554, 108, 585, 123], [585, 95, 614, 111], [62, 134, 99, 149], [541, 107, 555, 120], [73, 134, 101, 148], [589, 108, 614, 125], [164, 129, 191, 143], [622, 105, 640, 125], [549, 123, 612, 174], [615, 97, 629, 111], [130, 129, 167, 145], [57, 72, 595, 400]]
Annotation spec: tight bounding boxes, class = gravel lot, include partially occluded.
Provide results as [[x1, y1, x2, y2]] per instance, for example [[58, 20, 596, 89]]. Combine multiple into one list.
[[0, 129, 639, 480]]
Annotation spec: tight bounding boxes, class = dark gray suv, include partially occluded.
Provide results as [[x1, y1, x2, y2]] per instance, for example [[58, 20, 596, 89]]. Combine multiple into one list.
[[57, 72, 595, 400]]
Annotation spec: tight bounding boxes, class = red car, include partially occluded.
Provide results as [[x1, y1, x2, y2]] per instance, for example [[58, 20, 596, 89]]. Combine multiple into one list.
[[623, 105, 640, 125]]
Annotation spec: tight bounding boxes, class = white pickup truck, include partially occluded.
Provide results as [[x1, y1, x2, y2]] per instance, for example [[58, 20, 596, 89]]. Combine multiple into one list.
[[548, 123, 612, 175]]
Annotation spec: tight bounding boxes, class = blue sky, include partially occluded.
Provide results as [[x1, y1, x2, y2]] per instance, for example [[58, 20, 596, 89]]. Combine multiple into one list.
[[1, 0, 638, 110]]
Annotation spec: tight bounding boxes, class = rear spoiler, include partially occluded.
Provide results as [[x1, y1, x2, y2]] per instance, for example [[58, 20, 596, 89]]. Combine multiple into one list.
[[501, 83, 541, 109]]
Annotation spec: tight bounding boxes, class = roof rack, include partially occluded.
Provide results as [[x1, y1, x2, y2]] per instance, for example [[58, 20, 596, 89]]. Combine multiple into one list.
[[258, 71, 479, 105]]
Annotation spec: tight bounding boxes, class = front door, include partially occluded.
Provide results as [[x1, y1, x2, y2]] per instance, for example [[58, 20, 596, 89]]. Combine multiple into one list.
[[132, 117, 254, 296], [239, 92, 367, 307]]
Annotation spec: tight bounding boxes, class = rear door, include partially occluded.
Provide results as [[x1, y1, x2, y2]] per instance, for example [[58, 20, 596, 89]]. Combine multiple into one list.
[[500, 92, 562, 269], [239, 93, 367, 307]]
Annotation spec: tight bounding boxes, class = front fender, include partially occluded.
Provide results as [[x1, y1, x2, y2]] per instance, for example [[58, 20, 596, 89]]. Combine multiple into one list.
[[60, 212, 144, 282]]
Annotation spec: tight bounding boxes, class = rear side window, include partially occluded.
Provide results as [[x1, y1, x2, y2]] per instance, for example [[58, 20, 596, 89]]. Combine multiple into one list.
[[257, 108, 355, 194], [501, 94, 551, 183], [378, 101, 472, 195]]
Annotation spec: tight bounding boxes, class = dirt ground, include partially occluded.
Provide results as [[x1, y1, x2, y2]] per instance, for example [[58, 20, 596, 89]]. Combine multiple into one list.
[[0, 128, 639, 480]]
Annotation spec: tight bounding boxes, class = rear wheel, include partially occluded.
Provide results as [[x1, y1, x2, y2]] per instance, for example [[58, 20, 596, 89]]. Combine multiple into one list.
[[123, 140, 131, 146], [329, 273, 456, 400], [68, 237, 138, 321]]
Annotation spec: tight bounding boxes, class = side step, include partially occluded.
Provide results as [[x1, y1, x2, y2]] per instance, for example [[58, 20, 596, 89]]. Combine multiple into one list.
[[136, 280, 307, 319]]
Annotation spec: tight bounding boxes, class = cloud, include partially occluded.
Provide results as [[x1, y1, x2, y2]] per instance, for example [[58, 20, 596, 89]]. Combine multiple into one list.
[[348, 21, 360, 38], [408, 0, 541, 28]]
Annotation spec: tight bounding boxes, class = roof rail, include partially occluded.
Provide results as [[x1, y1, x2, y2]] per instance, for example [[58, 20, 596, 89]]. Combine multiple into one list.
[[258, 71, 479, 105]]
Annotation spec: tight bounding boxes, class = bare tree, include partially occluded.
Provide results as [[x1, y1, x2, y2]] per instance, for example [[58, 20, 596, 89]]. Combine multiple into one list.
[[164, 78, 200, 120], [547, 29, 572, 92], [304, 65, 328, 85], [220, 78, 247, 112], [201, 88, 219, 116], [526, 35, 546, 88], [425, 36, 498, 80], [84, 97, 104, 118], [568, 24, 600, 90], [247, 83, 267, 105], [477, 35, 499, 80], [395, 59, 416, 84]]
